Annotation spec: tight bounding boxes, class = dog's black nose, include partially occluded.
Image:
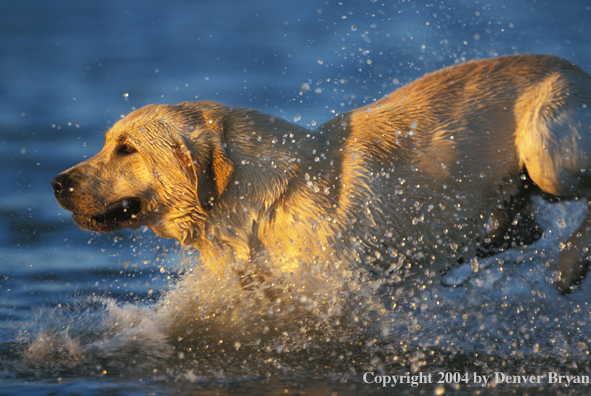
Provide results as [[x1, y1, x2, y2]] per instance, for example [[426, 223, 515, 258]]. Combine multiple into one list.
[[51, 173, 70, 194]]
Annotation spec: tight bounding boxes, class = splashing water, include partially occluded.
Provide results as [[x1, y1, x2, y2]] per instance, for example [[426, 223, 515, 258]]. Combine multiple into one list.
[[16, 249, 393, 381], [8, 197, 591, 391]]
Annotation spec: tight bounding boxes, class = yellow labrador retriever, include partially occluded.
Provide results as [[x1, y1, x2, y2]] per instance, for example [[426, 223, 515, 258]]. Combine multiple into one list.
[[52, 54, 591, 292]]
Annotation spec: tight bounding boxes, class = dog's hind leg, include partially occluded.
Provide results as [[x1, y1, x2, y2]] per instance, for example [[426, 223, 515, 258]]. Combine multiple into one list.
[[556, 212, 591, 292], [516, 68, 591, 292]]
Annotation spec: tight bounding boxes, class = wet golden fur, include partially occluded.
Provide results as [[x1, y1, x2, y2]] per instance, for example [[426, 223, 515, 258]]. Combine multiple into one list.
[[53, 54, 591, 292]]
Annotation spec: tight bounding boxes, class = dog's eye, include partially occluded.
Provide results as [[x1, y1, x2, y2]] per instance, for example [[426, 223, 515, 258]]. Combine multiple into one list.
[[120, 144, 137, 155]]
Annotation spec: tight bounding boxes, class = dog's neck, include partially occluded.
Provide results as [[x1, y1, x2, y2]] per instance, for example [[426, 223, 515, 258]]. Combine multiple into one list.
[[168, 109, 323, 270]]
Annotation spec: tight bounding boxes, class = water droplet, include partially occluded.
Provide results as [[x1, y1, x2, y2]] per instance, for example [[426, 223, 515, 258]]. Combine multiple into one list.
[[555, 216, 566, 228], [470, 257, 479, 272], [434, 384, 445, 395]]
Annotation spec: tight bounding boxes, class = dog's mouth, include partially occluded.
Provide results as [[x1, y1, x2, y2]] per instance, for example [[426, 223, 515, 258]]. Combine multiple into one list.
[[95, 197, 143, 224], [72, 198, 145, 233]]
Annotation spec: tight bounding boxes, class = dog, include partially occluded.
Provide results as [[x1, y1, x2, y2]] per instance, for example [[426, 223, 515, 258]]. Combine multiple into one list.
[[52, 54, 591, 293]]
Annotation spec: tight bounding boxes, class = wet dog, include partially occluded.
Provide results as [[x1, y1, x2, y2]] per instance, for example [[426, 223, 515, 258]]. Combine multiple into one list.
[[53, 54, 591, 292]]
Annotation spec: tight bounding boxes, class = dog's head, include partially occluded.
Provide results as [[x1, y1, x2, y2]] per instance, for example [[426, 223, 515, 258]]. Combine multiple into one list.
[[52, 102, 234, 242]]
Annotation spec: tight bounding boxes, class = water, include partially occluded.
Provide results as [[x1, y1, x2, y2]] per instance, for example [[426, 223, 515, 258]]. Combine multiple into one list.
[[2, 1, 591, 395]]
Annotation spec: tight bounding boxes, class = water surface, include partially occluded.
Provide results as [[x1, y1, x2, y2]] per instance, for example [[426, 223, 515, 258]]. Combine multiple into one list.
[[2, 1, 591, 395]]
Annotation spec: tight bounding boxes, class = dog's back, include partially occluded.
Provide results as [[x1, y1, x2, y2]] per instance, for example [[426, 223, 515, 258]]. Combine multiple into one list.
[[315, 55, 591, 275]]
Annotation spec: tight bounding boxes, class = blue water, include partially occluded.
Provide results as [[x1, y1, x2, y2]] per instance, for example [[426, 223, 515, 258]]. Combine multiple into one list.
[[2, 1, 591, 395]]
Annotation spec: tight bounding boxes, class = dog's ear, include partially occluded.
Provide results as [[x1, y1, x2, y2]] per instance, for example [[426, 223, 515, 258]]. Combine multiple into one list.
[[196, 144, 234, 211], [173, 102, 234, 211]]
